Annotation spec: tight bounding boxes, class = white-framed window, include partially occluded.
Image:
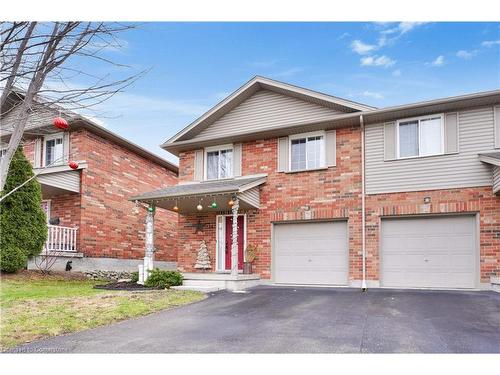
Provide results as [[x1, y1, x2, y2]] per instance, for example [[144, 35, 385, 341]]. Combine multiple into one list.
[[205, 144, 233, 180], [397, 114, 444, 159], [289, 131, 326, 171], [43, 133, 64, 166], [0, 148, 7, 159]]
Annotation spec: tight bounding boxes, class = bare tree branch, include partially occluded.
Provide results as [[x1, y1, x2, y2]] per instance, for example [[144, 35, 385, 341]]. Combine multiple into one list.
[[0, 22, 143, 191]]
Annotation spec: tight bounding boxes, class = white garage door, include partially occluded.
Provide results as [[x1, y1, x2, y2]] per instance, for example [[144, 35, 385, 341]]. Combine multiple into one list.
[[273, 221, 348, 285], [381, 215, 477, 289]]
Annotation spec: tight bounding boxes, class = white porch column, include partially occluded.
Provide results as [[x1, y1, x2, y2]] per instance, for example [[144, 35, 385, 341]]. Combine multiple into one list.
[[230, 198, 240, 277], [139, 205, 155, 284]]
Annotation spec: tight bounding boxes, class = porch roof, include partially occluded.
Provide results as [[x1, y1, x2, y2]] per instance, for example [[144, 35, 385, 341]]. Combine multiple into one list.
[[478, 152, 500, 167], [130, 174, 267, 213]]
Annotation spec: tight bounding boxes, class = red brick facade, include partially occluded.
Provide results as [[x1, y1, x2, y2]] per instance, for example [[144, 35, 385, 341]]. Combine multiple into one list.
[[177, 127, 364, 280], [176, 127, 499, 284], [365, 187, 500, 283], [23, 129, 178, 262]]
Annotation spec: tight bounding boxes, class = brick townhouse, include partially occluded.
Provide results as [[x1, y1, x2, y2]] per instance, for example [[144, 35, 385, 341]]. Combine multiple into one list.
[[134, 76, 500, 291], [1, 91, 179, 272]]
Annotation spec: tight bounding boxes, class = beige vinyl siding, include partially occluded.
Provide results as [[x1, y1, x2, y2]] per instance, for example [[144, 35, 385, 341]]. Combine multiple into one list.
[[37, 170, 80, 193], [325, 130, 336, 166], [493, 166, 500, 194], [192, 90, 344, 141], [233, 143, 242, 177], [1, 102, 56, 132], [34, 139, 42, 168], [239, 186, 260, 208], [366, 107, 496, 194], [495, 106, 500, 148], [277, 137, 289, 172], [193, 149, 204, 181]]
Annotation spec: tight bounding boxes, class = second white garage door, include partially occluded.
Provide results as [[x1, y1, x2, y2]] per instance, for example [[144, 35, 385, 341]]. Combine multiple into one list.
[[273, 221, 348, 285], [381, 215, 477, 289]]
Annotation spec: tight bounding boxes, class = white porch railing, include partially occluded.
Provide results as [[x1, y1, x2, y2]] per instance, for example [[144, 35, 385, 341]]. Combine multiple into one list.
[[45, 225, 78, 252]]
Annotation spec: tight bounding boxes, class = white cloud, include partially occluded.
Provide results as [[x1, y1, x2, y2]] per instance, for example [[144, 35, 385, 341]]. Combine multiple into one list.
[[397, 22, 427, 34], [350, 22, 427, 58], [272, 67, 304, 78], [361, 91, 383, 99], [430, 55, 445, 67], [249, 59, 278, 68], [481, 40, 500, 47], [360, 55, 396, 68], [456, 50, 474, 59], [392, 69, 402, 77], [107, 93, 209, 117], [351, 40, 377, 55], [381, 22, 427, 36]]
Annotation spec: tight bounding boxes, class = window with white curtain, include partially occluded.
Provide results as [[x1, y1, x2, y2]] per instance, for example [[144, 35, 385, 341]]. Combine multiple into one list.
[[289, 132, 325, 171], [205, 146, 233, 180], [44, 133, 64, 166], [398, 115, 443, 158]]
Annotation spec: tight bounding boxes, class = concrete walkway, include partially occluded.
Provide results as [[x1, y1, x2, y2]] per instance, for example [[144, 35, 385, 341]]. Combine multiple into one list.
[[11, 286, 500, 353]]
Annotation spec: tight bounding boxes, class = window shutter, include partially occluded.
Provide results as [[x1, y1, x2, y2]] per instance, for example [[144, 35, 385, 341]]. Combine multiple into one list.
[[325, 130, 336, 167], [34, 139, 42, 168], [233, 143, 242, 177], [384, 122, 397, 161], [193, 149, 204, 181], [495, 106, 500, 149], [63, 132, 70, 162], [277, 137, 289, 172], [444, 113, 459, 154]]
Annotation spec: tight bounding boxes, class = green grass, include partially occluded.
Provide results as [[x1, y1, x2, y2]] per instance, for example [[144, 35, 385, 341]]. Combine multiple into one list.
[[0, 276, 204, 350]]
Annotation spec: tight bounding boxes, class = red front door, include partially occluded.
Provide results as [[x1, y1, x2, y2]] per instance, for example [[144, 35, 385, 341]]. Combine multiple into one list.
[[225, 216, 244, 270]]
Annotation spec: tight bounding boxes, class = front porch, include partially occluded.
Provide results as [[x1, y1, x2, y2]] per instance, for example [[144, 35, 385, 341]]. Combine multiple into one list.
[[131, 174, 267, 290], [174, 272, 261, 292]]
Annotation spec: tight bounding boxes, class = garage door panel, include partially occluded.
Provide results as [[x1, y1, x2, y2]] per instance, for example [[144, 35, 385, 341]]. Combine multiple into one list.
[[274, 221, 348, 285], [381, 216, 477, 289]]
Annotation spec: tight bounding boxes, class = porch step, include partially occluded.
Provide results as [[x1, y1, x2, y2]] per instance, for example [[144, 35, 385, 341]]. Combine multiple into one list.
[[182, 279, 226, 288], [172, 285, 222, 293], [181, 273, 261, 291]]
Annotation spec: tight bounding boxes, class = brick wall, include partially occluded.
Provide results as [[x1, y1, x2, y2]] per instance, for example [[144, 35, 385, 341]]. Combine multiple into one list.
[[23, 140, 36, 164], [73, 129, 178, 262], [177, 127, 363, 279], [365, 187, 500, 282], [23, 129, 178, 262]]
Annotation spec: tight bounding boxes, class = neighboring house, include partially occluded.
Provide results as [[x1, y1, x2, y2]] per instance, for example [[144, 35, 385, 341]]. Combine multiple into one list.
[[133, 76, 500, 290], [1, 91, 179, 272]]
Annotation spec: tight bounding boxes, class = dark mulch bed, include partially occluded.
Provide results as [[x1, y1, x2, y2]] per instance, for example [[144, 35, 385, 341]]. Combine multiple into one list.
[[94, 281, 161, 291]]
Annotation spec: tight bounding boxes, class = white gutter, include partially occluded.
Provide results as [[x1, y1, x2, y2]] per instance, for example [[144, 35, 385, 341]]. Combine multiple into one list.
[[360, 114, 367, 292]]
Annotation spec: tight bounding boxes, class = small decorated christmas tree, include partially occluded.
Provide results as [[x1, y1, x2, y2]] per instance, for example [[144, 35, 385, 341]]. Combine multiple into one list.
[[194, 240, 211, 271]]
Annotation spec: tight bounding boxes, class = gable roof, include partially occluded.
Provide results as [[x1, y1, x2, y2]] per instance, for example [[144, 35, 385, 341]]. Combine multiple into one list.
[[131, 174, 267, 201], [479, 152, 500, 167], [162, 76, 375, 147], [162, 83, 500, 155], [1, 90, 178, 173]]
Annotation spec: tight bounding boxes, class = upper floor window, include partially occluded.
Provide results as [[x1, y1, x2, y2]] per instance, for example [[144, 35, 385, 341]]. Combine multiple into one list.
[[44, 133, 64, 166], [0, 148, 7, 159], [397, 115, 444, 159], [205, 145, 233, 180], [289, 132, 325, 171]]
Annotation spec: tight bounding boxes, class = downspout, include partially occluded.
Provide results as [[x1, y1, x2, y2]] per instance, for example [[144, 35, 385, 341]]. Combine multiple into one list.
[[360, 114, 367, 292]]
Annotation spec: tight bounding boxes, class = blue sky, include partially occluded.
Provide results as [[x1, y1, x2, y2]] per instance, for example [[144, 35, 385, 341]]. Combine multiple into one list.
[[83, 22, 500, 163]]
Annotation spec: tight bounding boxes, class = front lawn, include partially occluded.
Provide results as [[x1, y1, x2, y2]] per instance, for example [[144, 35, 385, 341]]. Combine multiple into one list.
[[0, 272, 204, 350]]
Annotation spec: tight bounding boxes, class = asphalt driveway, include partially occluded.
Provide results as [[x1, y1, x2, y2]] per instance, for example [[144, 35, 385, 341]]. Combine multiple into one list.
[[11, 286, 500, 353]]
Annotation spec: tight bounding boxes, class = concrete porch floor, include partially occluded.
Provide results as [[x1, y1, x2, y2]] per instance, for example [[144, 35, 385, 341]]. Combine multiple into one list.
[[173, 272, 261, 292]]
